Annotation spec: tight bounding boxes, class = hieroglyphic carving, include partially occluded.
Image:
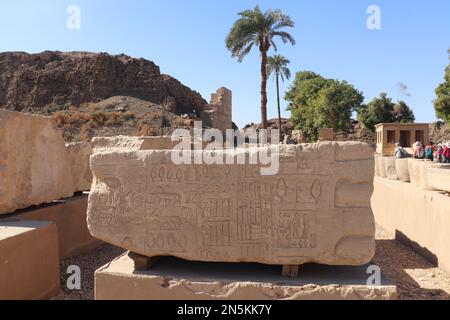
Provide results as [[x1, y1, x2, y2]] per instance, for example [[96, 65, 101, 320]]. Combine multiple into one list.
[[88, 142, 376, 266], [277, 211, 316, 249]]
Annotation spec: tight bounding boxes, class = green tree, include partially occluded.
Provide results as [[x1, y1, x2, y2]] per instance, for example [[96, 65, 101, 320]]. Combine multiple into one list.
[[226, 6, 295, 129], [286, 71, 364, 141], [267, 54, 291, 141], [357, 93, 415, 131], [434, 50, 450, 125], [393, 101, 415, 123]]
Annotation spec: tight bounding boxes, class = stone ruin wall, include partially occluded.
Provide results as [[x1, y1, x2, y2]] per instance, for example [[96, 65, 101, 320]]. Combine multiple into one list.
[[200, 87, 232, 133]]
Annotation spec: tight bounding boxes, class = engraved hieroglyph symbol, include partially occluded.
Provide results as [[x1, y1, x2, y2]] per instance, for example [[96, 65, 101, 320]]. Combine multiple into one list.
[[275, 178, 288, 202], [201, 221, 231, 246], [277, 211, 316, 249]]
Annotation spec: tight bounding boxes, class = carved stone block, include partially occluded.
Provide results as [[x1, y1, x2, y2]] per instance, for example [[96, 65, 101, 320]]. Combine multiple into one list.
[[87, 142, 375, 266]]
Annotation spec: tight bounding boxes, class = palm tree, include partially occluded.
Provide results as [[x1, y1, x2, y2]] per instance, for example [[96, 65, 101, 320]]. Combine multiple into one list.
[[267, 54, 291, 141], [225, 6, 295, 129]]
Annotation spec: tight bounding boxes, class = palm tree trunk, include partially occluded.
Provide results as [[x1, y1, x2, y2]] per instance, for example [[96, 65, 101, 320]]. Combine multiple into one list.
[[260, 50, 268, 129], [276, 73, 282, 142]]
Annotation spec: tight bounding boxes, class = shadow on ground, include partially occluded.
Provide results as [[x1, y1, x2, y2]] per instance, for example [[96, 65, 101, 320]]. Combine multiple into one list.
[[373, 238, 450, 300]]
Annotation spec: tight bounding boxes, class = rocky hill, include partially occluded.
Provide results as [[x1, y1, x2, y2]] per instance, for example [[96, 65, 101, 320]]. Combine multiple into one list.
[[0, 51, 209, 141], [0, 51, 206, 115]]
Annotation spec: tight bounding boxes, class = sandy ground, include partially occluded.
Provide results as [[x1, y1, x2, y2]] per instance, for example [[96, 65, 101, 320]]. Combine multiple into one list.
[[53, 225, 450, 300]]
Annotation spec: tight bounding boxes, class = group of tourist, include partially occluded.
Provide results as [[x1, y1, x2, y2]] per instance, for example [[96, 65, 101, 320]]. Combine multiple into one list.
[[394, 141, 450, 163], [413, 141, 450, 163]]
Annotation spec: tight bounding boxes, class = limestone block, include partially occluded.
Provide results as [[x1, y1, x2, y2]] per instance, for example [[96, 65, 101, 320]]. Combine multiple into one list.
[[66, 142, 93, 191], [0, 220, 60, 300], [378, 156, 387, 178], [384, 157, 398, 180], [88, 142, 375, 266], [395, 159, 410, 182], [95, 254, 397, 300], [426, 166, 450, 193], [0, 110, 74, 215], [91, 136, 175, 153]]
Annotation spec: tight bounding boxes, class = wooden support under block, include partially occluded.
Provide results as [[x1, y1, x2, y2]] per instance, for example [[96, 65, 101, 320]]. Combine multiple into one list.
[[282, 265, 299, 278]]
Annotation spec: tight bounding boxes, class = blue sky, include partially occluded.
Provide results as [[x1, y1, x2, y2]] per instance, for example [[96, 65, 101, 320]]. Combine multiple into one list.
[[0, 0, 449, 127]]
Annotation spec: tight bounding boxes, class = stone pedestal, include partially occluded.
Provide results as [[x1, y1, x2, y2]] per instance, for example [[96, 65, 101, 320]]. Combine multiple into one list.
[[95, 254, 397, 300], [0, 220, 60, 300]]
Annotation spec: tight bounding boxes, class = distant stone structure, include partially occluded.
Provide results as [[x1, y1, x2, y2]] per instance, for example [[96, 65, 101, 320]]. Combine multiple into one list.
[[201, 87, 232, 133], [318, 128, 334, 142], [87, 142, 376, 267], [375, 123, 430, 155]]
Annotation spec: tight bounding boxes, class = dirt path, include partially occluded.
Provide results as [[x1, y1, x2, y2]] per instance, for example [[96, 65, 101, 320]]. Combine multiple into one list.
[[374, 226, 450, 300], [54, 226, 450, 300]]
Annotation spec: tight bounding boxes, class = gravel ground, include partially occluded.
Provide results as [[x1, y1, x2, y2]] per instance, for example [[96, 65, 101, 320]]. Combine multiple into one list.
[[52, 245, 125, 300], [53, 226, 450, 300], [373, 226, 450, 300]]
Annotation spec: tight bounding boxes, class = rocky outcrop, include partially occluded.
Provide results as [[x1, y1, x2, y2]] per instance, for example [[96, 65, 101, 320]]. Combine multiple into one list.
[[0, 51, 207, 116]]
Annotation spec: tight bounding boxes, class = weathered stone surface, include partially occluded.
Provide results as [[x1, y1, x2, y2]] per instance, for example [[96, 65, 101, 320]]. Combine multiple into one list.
[[408, 159, 420, 186], [372, 177, 450, 273], [91, 136, 175, 153], [426, 166, 450, 193], [407, 159, 450, 191], [395, 159, 410, 182], [95, 254, 397, 300], [0, 110, 74, 214], [66, 142, 93, 191], [88, 142, 375, 266], [374, 154, 381, 177], [378, 156, 387, 178], [384, 157, 398, 180], [200, 87, 232, 133]]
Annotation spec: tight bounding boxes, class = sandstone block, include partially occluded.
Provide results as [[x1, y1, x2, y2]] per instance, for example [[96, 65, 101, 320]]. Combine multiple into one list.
[[384, 157, 398, 180], [88, 142, 375, 266], [91, 136, 175, 153], [0, 220, 60, 300], [395, 158, 410, 182], [95, 254, 397, 300], [426, 166, 450, 193], [66, 142, 93, 191], [0, 110, 74, 215], [372, 177, 450, 273], [378, 156, 387, 178]]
